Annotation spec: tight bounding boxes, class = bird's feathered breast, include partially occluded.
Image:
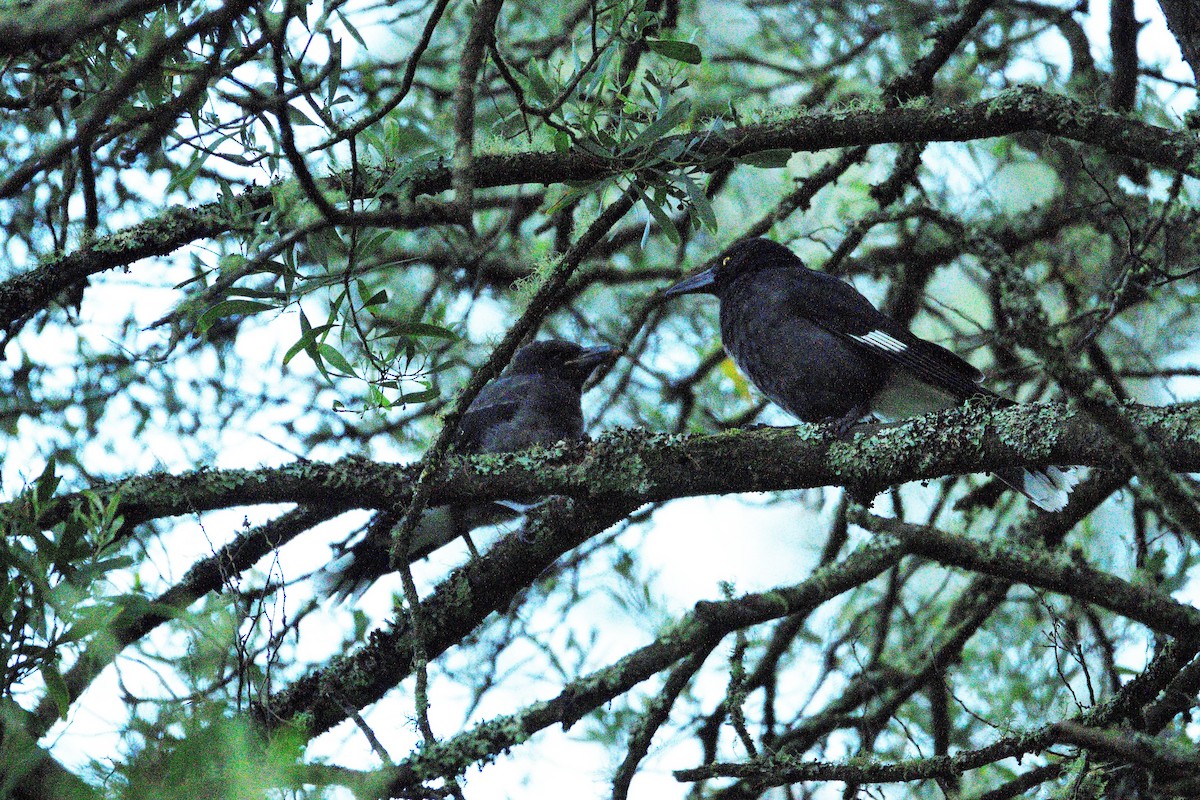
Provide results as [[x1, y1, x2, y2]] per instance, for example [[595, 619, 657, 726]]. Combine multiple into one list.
[[716, 268, 889, 420]]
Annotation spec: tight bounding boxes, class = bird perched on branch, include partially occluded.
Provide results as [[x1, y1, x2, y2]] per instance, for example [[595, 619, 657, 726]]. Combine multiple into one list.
[[663, 237, 1076, 511], [324, 339, 618, 598]]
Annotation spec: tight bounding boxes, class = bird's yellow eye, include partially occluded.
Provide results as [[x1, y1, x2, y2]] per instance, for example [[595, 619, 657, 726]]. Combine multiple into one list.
[[722, 256, 731, 266]]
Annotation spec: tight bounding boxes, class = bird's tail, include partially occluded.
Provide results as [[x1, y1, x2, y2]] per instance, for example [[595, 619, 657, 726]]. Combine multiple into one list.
[[994, 465, 1080, 512], [320, 503, 519, 600]]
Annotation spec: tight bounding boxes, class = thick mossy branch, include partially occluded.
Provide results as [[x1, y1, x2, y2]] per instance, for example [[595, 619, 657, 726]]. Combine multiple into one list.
[[236, 424, 1192, 790], [262, 530, 904, 761], [18, 401, 1200, 532], [0, 0, 180, 57], [0, 186, 271, 337], [359, 86, 1200, 198], [5, 86, 1197, 333], [254, 497, 634, 738]]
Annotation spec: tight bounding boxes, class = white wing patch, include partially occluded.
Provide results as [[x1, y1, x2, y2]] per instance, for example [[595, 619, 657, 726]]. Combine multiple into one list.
[[849, 330, 909, 353]]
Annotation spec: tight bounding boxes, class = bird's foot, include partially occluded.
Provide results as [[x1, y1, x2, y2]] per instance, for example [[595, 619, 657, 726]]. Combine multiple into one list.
[[823, 405, 870, 439]]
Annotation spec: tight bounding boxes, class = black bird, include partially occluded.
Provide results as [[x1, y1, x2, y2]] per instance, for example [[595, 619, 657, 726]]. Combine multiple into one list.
[[664, 237, 1075, 511], [325, 339, 618, 597]]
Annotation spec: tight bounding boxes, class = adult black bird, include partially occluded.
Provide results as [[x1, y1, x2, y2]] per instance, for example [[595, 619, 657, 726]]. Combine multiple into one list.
[[664, 237, 1075, 511], [324, 339, 618, 598]]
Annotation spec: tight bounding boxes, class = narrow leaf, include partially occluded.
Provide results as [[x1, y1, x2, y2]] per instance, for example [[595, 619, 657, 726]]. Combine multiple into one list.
[[375, 321, 457, 341], [40, 664, 70, 719], [317, 343, 359, 378], [738, 149, 793, 168], [647, 39, 702, 65], [195, 300, 275, 335], [283, 323, 334, 366]]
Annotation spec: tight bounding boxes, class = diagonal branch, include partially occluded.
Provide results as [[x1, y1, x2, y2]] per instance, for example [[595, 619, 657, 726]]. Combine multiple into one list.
[[867, 514, 1200, 639], [359, 534, 906, 792], [0, 0, 183, 57]]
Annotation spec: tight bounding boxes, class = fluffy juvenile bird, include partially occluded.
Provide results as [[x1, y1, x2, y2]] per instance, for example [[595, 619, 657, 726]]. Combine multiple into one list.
[[664, 237, 1075, 511], [325, 339, 617, 597]]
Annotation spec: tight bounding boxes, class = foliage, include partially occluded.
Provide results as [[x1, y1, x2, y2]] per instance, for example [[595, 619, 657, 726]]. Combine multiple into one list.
[[1, 0, 1200, 797]]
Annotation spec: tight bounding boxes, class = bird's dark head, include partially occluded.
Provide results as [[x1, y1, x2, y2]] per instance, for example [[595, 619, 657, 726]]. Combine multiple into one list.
[[507, 339, 618, 386], [663, 238, 800, 298]]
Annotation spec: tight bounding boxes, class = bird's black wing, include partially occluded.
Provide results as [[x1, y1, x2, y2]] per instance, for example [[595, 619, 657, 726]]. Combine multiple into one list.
[[454, 375, 525, 453], [793, 268, 987, 401]]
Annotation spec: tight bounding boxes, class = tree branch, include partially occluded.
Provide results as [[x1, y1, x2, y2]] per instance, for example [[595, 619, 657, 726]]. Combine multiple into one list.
[[364, 535, 905, 792], [867, 513, 1200, 639], [20, 402, 1200, 536], [0, 0, 182, 57], [1156, 0, 1200, 84], [6, 86, 1197, 337]]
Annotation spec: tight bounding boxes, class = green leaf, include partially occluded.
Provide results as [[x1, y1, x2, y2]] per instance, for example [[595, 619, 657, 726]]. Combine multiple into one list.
[[218, 253, 248, 271], [391, 121, 436, 154], [195, 300, 275, 335], [647, 38, 702, 65], [738, 149, 793, 168], [165, 150, 208, 194], [317, 343, 359, 378], [720, 358, 752, 400], [40, 664, 70, 719], [526, 62, 557, 104], [59, 603, 124, 644], [336, 10, 366, 46], [575, 137, 612, 158], [375, 321, 458, 341], [35, 457, 60, 507], [583, 44, 616, 96], [71, 556, 134, 585], [283, 322, 334, 366], [286, 105, 318, 127], [401, 386, 439, 404], [363, 289, 388, 308], [141, 13, 167, 58], [325, 40, 343, 106], [306, 227, 346, 264], [678, 172, 718, 232], [631, 181, 680, 244], [620, 100, 691, 156], [225, 287, 288, 301]]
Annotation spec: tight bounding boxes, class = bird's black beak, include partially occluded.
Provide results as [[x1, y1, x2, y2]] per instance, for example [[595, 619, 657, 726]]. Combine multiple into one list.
[[663, 267, 717, 297], [566, 345, 618, 374]]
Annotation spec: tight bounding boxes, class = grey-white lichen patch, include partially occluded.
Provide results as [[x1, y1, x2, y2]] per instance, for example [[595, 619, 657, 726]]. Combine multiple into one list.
[[582, 429, 659, 496], [791, 422, 828, 442], [994, 403, 1060, 461], [826, 437, 875, 484]]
